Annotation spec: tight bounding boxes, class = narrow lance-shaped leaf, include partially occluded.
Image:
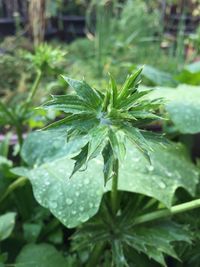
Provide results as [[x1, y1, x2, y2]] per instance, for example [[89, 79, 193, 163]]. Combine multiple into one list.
[[108, 129, 126, 162], [102, 143, 115, 185], [69, 143, 89, 178], [109, 73, 118, 107], [43, 113, 98, 132], [87, 126, 108, 161], [42, 94, 94, 114], [121, 124, 152, 162], [61, 76, 102, 109], [117, 68, 143, 101]]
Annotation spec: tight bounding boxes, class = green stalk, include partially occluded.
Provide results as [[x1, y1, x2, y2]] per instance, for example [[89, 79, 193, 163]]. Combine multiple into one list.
[[111, 159, 119, 215], [16, 124, 23, 148], [26, 70, 42, 105], [134, 198, 200, 225], [0, 102, 23, 147], [0, 177, 27, 203], [86, 242, 105, 267]]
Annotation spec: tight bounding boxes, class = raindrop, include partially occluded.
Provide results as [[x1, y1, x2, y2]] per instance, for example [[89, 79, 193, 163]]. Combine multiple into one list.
[[66, 198, 73, 205], [166, 171, 172, 177], [80, 215, 89, 223], [75, 191, 80, 197], [50, 202, 57, 209], [72, 210, 77, 215], [89, 203, 94, 208], [96, 189, 101, 196], [79, 206, 84, 211], [158, 181, 166, 189], [44, 180, 50, 186], [148, 165, 154, 172], [84, 178, 90, 185], [133, 157, 140, 162]]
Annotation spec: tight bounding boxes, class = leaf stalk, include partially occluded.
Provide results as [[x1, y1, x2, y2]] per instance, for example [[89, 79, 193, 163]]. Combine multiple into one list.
[[134, 198, 200, 225], [111, 159, 119, 215]]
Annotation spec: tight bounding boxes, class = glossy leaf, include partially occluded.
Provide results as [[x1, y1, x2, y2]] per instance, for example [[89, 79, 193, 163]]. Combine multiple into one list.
[[141, 65, 177, 87], [14, 131, 199, 229], [116, 140, 199, 207], [15, 244, 67, 267], [150, 85, 200, 133], [0, 212, 16, 241]]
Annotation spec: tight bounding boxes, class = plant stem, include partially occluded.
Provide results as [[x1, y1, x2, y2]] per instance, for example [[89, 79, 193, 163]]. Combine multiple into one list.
[[0, 102, 23, 147], [26, 70, 42, 105], [86, 242, 105, 267], [0, 177, 27, 203], [16, 124, 23, 148], [111, 159, 119, 215], [134, 198, 200, 225]]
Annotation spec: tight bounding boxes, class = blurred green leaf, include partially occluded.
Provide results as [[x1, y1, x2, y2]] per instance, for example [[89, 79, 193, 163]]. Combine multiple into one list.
[[150, 85, 200, 133], [15, 243, 67, 267], [0, 212, 16, 241]]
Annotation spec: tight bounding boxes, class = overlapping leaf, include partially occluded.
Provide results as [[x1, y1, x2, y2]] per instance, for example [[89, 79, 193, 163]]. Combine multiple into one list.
[[12, 130, 199, 228], [149, 85, 200, 134], [15, 244, 67, 267], [0, 212, 16, 241]]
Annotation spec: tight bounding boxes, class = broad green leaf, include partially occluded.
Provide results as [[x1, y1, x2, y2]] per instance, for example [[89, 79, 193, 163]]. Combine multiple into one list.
[[0, 212, 16, 241], [16, 130, 199, 228], [176, 62, 200, 85], [16, 130, 104, 228], [21, 131, 88, 167], [150, 85, 200, 133], [116, 140, 199, 207], [186, 61, 200, 73], [23, 223, 42, 243], [141, 65, 177, 87], [21, 156, 104, 228], [176, 69, 200, 85], [61, 76, 101, 108], [15, 244, 67, 267]]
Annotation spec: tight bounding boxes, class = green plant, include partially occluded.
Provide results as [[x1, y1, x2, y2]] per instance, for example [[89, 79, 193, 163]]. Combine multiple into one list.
[[0, 43, 65, 148], [11, 69, 200, 266]]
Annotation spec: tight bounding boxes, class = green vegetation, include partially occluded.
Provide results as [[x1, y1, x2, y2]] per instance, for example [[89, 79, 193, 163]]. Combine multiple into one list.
[[0, 1, 200, 266]]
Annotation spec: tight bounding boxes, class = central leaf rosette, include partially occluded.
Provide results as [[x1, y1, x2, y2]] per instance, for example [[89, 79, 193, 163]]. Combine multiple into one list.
[[43, 68, 163, 183]]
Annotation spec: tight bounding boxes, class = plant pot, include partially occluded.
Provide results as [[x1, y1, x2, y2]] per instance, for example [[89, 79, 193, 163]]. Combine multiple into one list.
[[164, 14, 200, 35], [59, 15, 86, 42], [0, 18, 16, 37], [0, 17, 27, 38], [45, 17, 60, 41]]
